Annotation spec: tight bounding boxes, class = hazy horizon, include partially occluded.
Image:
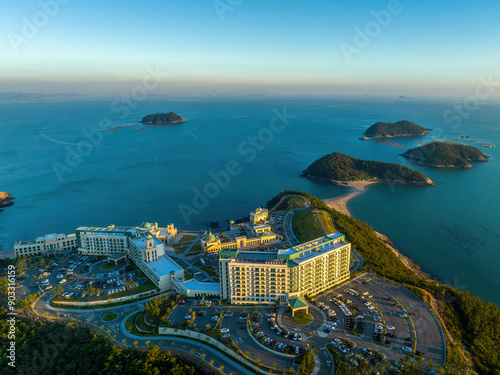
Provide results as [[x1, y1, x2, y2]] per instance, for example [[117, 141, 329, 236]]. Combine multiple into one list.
[[2, 1, 499, 98]]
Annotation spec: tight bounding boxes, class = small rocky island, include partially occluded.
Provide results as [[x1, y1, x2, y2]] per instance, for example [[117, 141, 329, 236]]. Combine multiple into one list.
[[302, 152, 435, 186], [140, 112, 185, 124], [360, 120, 428, 140], [0, 192, 14, 213], [401, 141, 489, 168]]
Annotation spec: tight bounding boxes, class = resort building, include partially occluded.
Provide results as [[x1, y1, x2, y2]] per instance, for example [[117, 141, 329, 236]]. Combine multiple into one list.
[[201, 222, 278, 253], [250, 207, 268, 224], [140, 222, 178, 243], [218, 233, 350, 304], [76, 225, 184, 292], [14, 233, 77, 258], [128, 232, 184, 292]]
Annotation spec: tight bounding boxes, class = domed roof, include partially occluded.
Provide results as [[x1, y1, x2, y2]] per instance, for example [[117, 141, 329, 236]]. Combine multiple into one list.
[[146, 234, 153, 240], [141, 222, 152, 228]]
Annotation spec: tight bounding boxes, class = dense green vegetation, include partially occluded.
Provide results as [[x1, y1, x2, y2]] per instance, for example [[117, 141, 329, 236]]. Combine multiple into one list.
[[295, 348, 315, 374], [303, 152, 433, 185], [267, 190, 500, 375], [401, 141, 489, 168], [140, 112, 185, 124], [364, 120, 427, 138], [272, 195, 307, 211], [0, 307, 211, 375]]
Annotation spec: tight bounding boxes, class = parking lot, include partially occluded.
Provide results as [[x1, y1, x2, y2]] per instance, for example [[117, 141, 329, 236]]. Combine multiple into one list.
[[312, 274, 445, 372]]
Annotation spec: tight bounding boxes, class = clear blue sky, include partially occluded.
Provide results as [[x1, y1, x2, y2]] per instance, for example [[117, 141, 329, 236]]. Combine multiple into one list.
[[1, 0, 499, 97]]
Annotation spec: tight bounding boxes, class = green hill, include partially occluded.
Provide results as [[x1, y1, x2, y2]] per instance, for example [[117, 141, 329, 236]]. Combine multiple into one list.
[[363, 120, 428, 139], [140, 112, 185, 124], [302, 152, 434, 186], [401, 142, 489, 168]]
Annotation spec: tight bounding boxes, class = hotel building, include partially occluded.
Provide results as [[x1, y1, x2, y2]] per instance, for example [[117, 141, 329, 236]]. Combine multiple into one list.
[[219, 233, 350, 304], [76, 224, 184, 292], [14, 233, 77, 258]]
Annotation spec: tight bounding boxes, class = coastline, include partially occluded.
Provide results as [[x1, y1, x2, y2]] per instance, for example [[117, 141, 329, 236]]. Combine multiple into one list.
[[322, 181, 378, 216]]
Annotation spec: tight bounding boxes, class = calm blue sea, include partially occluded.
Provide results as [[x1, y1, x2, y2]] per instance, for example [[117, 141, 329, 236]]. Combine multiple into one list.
[[1, 96, 499, 305]]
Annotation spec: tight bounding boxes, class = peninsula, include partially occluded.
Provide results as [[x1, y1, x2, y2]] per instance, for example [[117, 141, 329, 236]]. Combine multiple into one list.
[[0, 192, 14, 212], [360, 120, 428, 140], [140, 112, 185, 125], [302, 152, 435, 186], [401, 141, 490, 168]]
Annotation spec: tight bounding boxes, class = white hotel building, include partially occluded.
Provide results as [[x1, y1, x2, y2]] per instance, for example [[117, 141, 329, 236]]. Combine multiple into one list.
[[76, 225, 184, 292]]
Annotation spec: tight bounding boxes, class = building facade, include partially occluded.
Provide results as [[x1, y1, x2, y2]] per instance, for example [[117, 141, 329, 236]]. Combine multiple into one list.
[[201, 223, 277, 253], [77, 225, 184, 292], [14, 233, 77, 258], [250, 207, 268, 224], [219, 233, 350, 304]]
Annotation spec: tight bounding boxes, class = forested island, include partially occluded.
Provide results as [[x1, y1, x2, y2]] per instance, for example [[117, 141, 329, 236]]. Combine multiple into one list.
[[140, 112, 185, 124], [302, 152, 435, 186], [401, 141, 490, 168], [360, 120, 428, 140], [0, 192, 14, 213]]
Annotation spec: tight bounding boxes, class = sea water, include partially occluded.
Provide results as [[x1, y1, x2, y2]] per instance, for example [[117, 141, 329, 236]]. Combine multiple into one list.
[[0, 96, 498, 305]]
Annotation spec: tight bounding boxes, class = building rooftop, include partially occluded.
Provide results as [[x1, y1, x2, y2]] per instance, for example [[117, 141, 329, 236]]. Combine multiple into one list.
[[77, 226, 140, 235], [147, 255, 183, 277], [277, 233, 345, 261], [288, 297, 308, 310], [131, 232, 163, 248], [237, 251, 278, 261], [181, 279, 220, 293]]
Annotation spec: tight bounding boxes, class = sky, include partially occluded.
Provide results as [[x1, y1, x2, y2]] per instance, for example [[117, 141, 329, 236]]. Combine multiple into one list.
[[1, 0, 499, 97]]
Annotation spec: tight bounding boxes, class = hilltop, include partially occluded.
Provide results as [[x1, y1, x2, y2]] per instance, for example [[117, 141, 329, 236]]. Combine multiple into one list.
[[140, 112, 185, 124], [361, 120, 428, 139], [401, 142, 489, 168], [302, 152, 435, 186]]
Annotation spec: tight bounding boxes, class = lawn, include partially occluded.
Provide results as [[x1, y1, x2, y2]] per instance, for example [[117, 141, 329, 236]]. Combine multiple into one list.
[[103, 312, 118, 321], [293, 209, 332, 243], [100, 262, 117, 270], [178, 234, 198, 242], [292, 311, 313, 325]]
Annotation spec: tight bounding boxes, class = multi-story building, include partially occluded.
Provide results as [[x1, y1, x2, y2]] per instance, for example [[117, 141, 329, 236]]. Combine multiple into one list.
[[219, 233, 350, 304], [250, 207, 268, 224], [14, 233, 77, 258], [76, 226, 137, 256], [76, 225, 184, 292], [201, 222, 277, 253], [128, 232, 184, 291]]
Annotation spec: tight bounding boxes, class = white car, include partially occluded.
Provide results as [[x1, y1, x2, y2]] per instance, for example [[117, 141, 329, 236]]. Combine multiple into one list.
[[221, 328, 229, 333], [386, 325, 395, 330]]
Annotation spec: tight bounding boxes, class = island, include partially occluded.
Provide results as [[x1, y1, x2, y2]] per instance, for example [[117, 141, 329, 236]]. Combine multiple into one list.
[[0, 192, 14, 213], [302, 152, 435, 186], [401, 141, 490, 168], [140, 112, 185, 124], [360, 120, 428, 140]]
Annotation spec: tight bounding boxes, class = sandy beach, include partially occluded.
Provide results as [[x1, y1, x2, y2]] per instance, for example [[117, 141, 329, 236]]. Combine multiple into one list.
[[322, 181, 378, 216]]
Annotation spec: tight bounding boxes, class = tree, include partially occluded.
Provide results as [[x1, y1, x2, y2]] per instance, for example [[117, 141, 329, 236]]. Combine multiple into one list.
[[121, 339, 127, 345], [289, 367, 296, 373], [145, 340, 151, 347], [218, 365, 224, 372], [200, 353, 206, 359], [206, 324, 211, 331], [209, 359, 215, 367], [133, 340, 138, 347]]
